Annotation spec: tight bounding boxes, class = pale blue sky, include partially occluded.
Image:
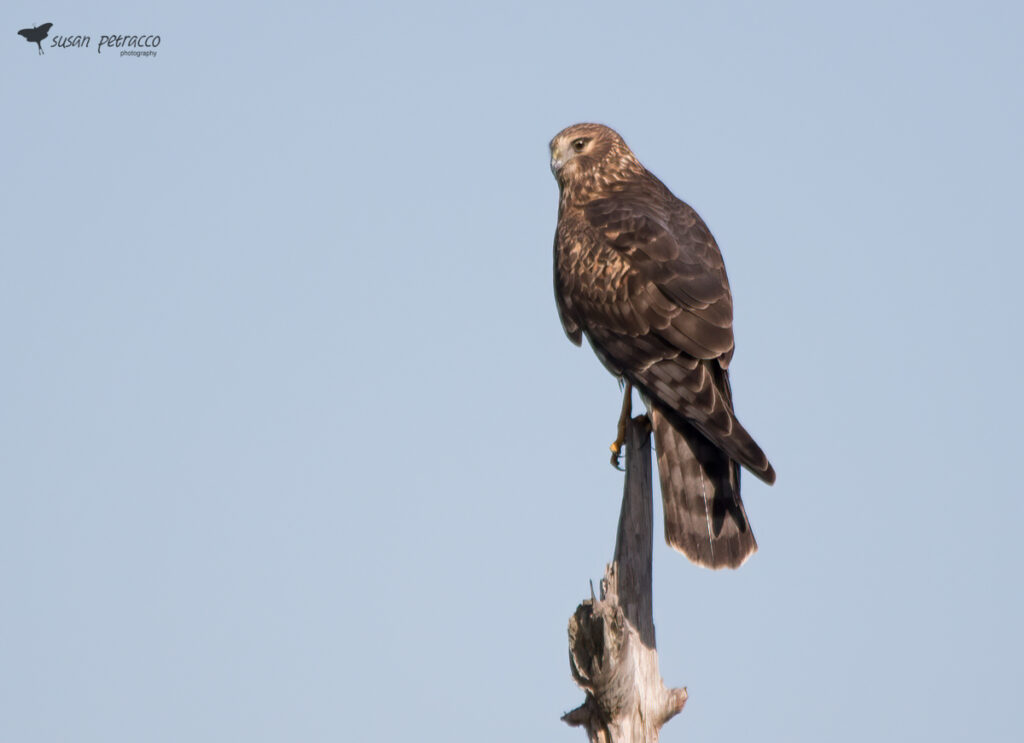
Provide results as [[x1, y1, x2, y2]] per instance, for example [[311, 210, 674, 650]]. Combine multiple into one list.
[[3, 2, 1022, 741]]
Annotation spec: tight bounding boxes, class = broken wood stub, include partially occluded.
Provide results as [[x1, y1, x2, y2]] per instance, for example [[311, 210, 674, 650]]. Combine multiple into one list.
[[563, 415, 687, 743]]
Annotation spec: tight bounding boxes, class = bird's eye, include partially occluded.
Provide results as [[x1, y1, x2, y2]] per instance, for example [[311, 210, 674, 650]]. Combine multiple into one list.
[[571, 138, 588, 152]]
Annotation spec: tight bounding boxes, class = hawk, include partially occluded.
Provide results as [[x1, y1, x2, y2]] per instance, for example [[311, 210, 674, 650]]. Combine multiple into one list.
[[550, 123, 775, 569]]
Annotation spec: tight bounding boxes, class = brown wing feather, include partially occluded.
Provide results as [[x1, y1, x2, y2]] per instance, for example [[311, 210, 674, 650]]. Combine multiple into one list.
[[553, 232, 582, 345], [581, 195, 735, 360], [556, 175, 773, 480]]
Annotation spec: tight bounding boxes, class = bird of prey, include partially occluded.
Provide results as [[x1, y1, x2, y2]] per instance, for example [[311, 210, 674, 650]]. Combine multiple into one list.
[[550, 123, 775, 569], [18, 23, 53, 54]]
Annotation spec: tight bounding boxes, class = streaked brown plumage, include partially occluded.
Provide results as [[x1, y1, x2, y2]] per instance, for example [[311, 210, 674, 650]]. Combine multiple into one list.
[[550, 123, 775, 569]]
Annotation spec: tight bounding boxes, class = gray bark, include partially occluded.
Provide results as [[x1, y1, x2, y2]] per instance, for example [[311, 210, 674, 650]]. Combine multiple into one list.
[[563, 416, 687, 742]]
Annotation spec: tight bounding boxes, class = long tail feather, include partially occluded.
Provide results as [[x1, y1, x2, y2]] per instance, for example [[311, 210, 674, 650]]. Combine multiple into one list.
[[650, 407, 757, 569]]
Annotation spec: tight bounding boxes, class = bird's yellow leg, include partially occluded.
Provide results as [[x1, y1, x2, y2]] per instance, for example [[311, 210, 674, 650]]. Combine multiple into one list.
[[609, 380, 632, 470]]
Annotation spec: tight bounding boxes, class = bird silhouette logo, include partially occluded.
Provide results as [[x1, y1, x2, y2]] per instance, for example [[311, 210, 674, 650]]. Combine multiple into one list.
[[18, 23, 53, 54]]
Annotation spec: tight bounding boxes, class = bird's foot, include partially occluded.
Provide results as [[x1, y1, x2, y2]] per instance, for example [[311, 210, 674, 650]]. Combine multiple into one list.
[[609, 438, 625, 471], [609, 380, 632, 471]]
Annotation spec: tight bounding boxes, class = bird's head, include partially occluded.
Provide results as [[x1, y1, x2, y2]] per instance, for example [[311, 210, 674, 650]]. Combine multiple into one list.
[[549, 123, 643, 191]]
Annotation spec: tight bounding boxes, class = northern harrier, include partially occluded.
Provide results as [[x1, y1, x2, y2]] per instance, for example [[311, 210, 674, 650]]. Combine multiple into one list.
[[550, 123, 775, 569]]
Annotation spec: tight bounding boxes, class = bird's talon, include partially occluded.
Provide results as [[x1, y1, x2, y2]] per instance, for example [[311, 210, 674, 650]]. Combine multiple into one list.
[[609, 441, 624, 470]]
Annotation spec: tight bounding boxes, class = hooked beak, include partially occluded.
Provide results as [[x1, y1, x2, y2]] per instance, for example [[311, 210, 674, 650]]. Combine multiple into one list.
[[550, 145, 566, 176]]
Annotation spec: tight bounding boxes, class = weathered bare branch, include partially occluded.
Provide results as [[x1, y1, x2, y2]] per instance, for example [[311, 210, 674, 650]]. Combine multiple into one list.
[[563, 416, 687, 743]]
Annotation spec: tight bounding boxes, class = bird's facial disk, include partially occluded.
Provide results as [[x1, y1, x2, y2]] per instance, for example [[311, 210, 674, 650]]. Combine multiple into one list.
[[550, 135, 594, 177]]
